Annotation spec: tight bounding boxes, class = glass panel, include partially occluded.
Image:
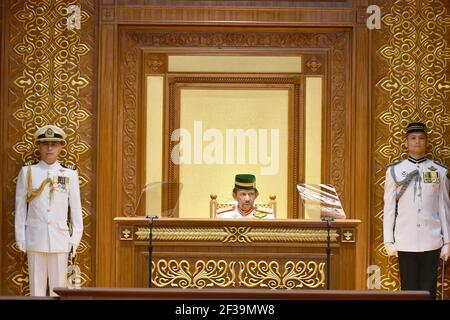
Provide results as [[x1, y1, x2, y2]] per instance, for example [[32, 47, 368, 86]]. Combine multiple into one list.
[[297, 184, 346, 219]]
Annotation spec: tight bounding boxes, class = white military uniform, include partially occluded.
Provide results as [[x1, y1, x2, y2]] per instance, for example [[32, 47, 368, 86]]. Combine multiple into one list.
[[15, 160, 83, 296], [383, 157, 450, 252], [217, 206, 274, 219]]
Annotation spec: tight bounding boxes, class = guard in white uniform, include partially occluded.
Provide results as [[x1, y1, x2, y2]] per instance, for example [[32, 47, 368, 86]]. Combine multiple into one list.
[[15, 125, 83, 296], [217, 174, 274, 219], [383, 122, 450, 299]]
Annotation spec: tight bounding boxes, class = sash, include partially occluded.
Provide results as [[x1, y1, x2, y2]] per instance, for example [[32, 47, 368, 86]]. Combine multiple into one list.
[[390, 168, 419, 240]]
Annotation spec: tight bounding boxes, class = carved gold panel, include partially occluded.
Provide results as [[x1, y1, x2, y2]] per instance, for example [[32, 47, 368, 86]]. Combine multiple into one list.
[[120, 226, 133, 241], [5, 0, 97, 295], [373, 0, 450, 298], [152, 259, 325, 289], [341, 228, 355, 243], [134, 226, 339, 243]]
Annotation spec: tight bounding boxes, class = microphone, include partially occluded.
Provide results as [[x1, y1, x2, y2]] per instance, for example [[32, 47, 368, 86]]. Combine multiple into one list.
[[145, 214, 159, 219]]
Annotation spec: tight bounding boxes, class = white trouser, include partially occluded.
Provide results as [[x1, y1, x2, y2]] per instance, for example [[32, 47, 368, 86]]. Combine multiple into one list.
[[27, 251, 68, 297]]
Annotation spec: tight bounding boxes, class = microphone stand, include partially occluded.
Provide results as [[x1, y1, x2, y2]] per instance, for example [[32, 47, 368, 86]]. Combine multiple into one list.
[[146, 214, 159, 288], [321, 216, 334, 290], [442, 257, 446, 300]]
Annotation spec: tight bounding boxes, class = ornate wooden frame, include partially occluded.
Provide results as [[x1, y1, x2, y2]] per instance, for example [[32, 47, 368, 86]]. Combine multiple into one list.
[[165, 76, 302, 218], [117, 27, 350, 220]]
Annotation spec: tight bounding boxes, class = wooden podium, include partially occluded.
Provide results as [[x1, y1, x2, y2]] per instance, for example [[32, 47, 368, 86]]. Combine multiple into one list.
[[114, 218, 360, 290]]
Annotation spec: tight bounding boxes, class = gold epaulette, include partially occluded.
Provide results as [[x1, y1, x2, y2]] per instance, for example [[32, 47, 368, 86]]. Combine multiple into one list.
[[61, 162, 77, 170], [23, 160, 39, 166]]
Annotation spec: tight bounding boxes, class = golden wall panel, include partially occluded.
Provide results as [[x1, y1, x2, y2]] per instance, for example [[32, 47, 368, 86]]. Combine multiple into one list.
[[373, 0, 450, 299], [3, 0, 97, 295]]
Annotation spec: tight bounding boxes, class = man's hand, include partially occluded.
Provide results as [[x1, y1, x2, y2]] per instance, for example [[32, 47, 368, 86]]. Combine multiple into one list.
[[384, 242, 397, 257], [440, 243, 450, 261], [16, 241, 26, 253]]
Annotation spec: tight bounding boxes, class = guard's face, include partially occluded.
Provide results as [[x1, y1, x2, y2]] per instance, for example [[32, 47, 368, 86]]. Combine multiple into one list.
[[38, 141, 62, 164], [405, 132, 428, 157], [233, 189, 258, 210]]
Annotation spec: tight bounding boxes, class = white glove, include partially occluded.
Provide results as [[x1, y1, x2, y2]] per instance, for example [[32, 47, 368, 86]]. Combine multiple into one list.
[[384, 242, 397, 257], [16, 241, 26, 253], [440, 243, 450, 261]]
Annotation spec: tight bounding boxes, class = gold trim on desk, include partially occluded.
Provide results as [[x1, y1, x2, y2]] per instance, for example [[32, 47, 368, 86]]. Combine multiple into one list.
[[134, 226, 339, 243]]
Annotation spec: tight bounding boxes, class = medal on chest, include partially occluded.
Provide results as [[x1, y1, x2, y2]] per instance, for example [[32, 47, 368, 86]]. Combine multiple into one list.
[[423, 166, 440, 183], [53, 170, 70, 191]]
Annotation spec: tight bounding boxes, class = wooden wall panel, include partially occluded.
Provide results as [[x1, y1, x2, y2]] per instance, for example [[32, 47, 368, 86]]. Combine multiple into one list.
[[97, 16, 118, 287], [372, 0, 450, 299], [352, 0, 370, 291], [1, 0, 98, 295], [0, 0, 4, 294]]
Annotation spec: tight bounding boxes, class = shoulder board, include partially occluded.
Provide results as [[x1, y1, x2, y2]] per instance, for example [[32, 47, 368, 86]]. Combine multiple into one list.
[[216, 206, 235, 214], [61, 162, 77, 170], [387, 160, 402, 168], [432, 160, 448, 170], [23, 160, 39, 166]]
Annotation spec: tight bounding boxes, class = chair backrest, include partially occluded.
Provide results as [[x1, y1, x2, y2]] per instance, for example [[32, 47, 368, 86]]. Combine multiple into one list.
[[210, 194, 277, 218]]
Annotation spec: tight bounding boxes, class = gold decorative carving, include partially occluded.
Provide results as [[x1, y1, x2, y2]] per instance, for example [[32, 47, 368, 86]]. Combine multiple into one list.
[[120, 227, 133, 240], [143, 53, 167, 74], [153, 260, 236, 288], [238, 260, 325, 289], [151, 259, 325, 289], [341, 228, 355, 242], [135, 226, 338, 243], [222, 226, 252, 243], [305, 56, 323, 73], [6, 0, 96, 295], [120, 29, 348, 219], [374, 0, 450, 297]]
